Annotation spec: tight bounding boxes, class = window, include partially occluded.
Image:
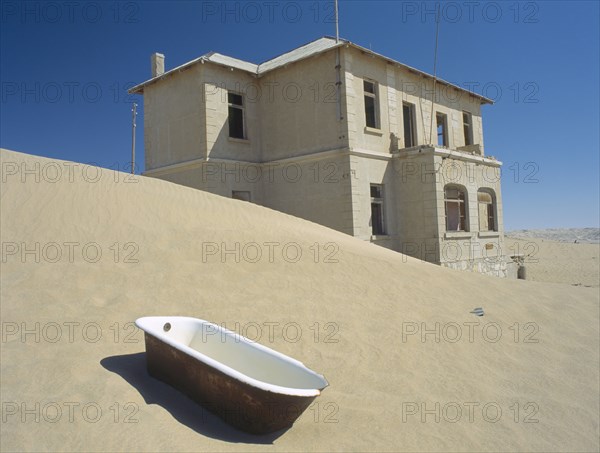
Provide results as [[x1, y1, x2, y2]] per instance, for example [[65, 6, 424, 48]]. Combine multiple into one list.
[[403, 102, 416, 147], [363, 80, 379, 129], [444, 186, 468, 232], [370, 184, 386, 236], [436, 112, 448, 147], [463, 111, 473, 146], [228, 92, 245, 139], [478, 190, 496, 231], [232, 190, 251, 202]]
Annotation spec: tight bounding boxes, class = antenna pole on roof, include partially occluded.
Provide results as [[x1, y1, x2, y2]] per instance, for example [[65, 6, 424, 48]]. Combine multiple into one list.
[[428, 3, 441, 145], [131, 102, 137, 175], [335, 0, 339, 42]]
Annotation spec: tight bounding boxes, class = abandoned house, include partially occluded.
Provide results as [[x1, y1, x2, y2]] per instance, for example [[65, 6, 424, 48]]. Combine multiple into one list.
[[129, 36, 513, 277]]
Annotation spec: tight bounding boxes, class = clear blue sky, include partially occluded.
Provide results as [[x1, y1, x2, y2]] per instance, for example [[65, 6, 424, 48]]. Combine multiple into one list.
[[1, 0, 598, 229]]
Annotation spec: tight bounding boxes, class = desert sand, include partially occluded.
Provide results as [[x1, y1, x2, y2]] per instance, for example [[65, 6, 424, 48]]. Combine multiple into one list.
[[505, 236, 599, 288], [1, 149, 598, 452]]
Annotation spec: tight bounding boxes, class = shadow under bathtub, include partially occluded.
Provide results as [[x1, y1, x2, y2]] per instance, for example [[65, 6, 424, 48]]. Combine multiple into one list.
[[100, 353, 288, 444]]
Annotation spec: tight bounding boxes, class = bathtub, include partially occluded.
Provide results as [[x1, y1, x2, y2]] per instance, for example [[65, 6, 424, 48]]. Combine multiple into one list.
[[135, 316, 329, 434]]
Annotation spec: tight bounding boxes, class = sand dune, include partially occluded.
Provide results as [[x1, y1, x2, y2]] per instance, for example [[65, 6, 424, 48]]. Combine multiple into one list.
[[507, 228, 599, 244], [1, 149, 598, 452]]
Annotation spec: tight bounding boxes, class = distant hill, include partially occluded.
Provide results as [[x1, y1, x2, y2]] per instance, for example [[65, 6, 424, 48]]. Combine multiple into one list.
[[506, 228, 600, 243]]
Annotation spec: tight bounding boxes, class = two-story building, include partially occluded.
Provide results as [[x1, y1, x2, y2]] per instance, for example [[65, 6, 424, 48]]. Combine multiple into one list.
[[130, 36, 513, 277]]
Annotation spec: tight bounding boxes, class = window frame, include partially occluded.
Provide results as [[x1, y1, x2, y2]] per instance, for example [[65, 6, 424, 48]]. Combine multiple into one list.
[[436, 112, 448, 147], [232, 190, 251, 202], [477, 189, 497, 232], [370, 183, 386, 236], [403, 102, 417, 148], [463, 111, 473, 146], [444, 185, 469, 232], [363, 79, 380, 130], [228, 91, 246, 140]]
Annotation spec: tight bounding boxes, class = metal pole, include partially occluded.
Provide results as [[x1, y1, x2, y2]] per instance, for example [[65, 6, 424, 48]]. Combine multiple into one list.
[[131, 103, 137, 174], [335, 0, 339, 42], [334, 0, 342, 121], [428, 3, 440, 145]]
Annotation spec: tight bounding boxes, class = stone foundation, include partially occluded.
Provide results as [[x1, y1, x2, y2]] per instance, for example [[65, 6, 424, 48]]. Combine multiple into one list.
[[441, 256, 516, 278]]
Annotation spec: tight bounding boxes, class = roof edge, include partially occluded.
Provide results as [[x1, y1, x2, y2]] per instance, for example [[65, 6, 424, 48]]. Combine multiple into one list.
[[256, 35, 345, 66], [129, 36, 494, 104], [344, 41, 494, 105], [128, 55, 209, 94]]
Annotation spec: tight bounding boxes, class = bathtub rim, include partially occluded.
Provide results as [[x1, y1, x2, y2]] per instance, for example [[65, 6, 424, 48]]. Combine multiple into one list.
[[135, 316, 328, 398]]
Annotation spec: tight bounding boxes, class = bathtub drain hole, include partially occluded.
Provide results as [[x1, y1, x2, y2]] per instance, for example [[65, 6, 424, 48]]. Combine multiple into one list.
[[163, 322, 171, 332]]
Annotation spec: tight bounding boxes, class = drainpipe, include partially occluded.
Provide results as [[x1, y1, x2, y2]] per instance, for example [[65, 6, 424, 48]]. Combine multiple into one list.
[[334, 0, 342, 121], [335, 48, 342, 121]]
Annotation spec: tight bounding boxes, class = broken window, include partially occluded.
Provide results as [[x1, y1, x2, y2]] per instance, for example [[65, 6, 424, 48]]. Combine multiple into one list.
[[478, 190, 496, 231], [370, 184, 386, 236], [444, 186, 468, 232], [436, 112, 448, 147], [403, 102, 416, 147], [228, 92, 245, 139], [232, 190, 251, 202], [363, 80, 379, 129], [463, 111, 473, 146]]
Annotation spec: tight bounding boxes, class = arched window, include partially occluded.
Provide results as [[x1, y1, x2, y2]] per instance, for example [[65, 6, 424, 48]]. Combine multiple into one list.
[[478, 189, 496, 232], [444, 185, 468, 232]]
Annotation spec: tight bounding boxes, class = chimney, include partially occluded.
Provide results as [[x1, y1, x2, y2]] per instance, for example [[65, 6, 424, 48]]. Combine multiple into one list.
[[151, 53, 165, 78]]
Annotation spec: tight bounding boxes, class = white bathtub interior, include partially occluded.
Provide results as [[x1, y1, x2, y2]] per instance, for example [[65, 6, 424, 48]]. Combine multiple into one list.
[[137, 316, 328, 391]]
